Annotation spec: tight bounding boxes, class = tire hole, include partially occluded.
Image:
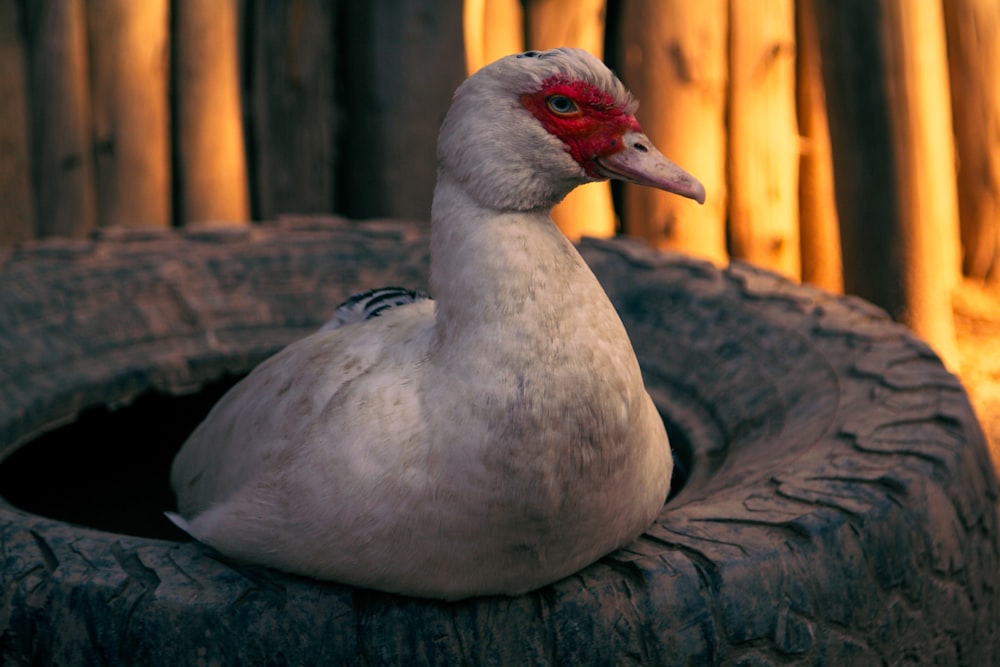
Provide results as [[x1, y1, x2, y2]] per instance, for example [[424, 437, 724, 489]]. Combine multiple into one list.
[[0, 376, 244, 540], [662, 413, 692, 502]]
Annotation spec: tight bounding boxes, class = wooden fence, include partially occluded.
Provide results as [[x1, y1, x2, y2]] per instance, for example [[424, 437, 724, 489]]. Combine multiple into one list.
[[0, 0, 998, 368]]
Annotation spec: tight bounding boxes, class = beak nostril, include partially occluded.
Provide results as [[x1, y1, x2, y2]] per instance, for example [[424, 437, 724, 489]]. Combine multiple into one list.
[[633, 143, 648, 153]]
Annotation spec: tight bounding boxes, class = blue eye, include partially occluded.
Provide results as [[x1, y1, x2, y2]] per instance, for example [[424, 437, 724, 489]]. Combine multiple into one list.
[[546, 95, 580, 116]]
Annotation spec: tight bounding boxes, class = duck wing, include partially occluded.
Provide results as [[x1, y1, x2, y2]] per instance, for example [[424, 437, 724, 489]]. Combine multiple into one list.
[[170, 297, 436, 518]]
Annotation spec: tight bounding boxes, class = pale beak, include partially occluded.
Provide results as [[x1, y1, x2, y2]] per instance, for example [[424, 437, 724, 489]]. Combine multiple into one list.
[[595, 131, 706, 205]]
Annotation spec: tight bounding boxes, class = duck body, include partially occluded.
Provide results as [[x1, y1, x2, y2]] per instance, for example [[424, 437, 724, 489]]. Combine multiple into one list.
[[171, 48, 704, 599]]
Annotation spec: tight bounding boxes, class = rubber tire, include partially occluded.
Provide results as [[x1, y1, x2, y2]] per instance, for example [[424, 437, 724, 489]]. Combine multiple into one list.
[[0, 218, 997, 665]]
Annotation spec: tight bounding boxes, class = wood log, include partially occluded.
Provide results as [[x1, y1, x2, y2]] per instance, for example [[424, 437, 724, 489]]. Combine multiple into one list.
[[796, 0, 842, 292], [527, 0, 605, 53], [174, 0, 249, 226], [526, 0, 615, 240], [87, 0, 170, 229], [942, 0, 1000, 286], [618, 0, 728, 265], [250, 0, 338, 220], [22, 0, 96, 238], [814, 0, 961, 368], [728, 0, 800, 279], [0, 0, 35, 246], [464, 0, 523, 73], [343, 0, 465, 221]]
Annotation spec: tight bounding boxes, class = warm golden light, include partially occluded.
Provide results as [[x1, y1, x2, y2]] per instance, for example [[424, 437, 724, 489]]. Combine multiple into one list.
[[620, 1, 730, 265], [463, 0, 523, 74], [175, 0, 249, 226]]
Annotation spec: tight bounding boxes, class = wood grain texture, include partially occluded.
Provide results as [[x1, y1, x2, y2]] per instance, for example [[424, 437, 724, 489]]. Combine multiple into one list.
[[250, 0, 338, 220], [0, 0, 34, 246], [943, 0, 1000, 284], [88, 0, 170, 229], [728, 0, 800, 279], [796, 0, 843, 293], [618, 0, 728, 265], [343, 0, 465, 221], [815, 0, 961, 368], [174, 0, 249, 226], [22, 0, 96, 238]]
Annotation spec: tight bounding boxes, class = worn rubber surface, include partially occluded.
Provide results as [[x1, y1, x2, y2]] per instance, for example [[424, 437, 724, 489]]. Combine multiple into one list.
[[0, 218, 997, 665]]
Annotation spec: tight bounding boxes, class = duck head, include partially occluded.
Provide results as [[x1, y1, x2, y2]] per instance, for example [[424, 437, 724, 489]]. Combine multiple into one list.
[[436, 47, 706, 212]]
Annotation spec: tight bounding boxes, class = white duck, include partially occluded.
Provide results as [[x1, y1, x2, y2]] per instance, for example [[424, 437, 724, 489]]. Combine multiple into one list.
[[170, 47, 705, 600]]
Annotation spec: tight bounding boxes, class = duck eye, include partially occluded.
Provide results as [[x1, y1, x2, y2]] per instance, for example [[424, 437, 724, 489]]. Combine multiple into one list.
[[546, 95, 580, 116]]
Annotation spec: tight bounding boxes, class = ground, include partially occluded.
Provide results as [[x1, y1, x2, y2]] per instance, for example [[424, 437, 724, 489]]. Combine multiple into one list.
[[954, 279, 1000, 471]]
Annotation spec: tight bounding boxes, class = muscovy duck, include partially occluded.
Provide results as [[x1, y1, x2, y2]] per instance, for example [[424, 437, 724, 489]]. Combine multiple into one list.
[[170, 47, 705, 599]]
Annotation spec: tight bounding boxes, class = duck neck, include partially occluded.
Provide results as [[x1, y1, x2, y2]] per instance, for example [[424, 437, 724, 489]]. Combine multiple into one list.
[[429, 174, 596, 345]]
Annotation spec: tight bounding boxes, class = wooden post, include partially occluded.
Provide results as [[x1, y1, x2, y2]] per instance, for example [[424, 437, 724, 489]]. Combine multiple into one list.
[[0, 0, 35, 246], [464, 0, 523, 73], [942, 0, 1000, 286], [251, 0, 339, 220], [22, 0, 96, 239], [728, 0, 800, 279], [88, 0, 170, 229], [814, 0, 961, 368], [344, 0, 465, 221], [618, 0, 729, 265], [796, 0, 842, 292], [174, 0, 249, 226], [526, 0, 616, 240]]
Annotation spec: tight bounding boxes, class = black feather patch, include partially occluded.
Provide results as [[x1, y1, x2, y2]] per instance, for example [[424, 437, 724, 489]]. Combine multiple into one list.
[[320, 287, 432, 331]]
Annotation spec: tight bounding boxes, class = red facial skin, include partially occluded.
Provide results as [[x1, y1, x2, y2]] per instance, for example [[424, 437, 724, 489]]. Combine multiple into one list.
[[520, 75, 642, 178]]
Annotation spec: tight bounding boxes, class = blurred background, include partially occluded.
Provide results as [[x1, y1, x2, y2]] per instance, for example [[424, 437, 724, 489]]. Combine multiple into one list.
[[0, 0, 997, 380]]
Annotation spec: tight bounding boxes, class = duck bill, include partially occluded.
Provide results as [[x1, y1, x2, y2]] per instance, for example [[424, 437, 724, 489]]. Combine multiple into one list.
[[595, 131, 706, 205]]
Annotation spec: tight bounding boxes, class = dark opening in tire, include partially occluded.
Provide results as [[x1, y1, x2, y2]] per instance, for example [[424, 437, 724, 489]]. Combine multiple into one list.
[[0, 219, 996, 666], [0, 377, 238, 541]]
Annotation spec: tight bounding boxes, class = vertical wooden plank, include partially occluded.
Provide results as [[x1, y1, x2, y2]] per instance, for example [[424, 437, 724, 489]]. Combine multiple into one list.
[[527, 0, 604, 53], [464, 0, 523, 74], [728, 0, 800, 279], [22, 0, 96, 238], [175, 0, 250, 226], [251, 0, 338, 220], [942, 0, 1000, 285], [526, 0, 616, 240], [814, 0, 961, 368], [618, 0, 728, 265], [344, 0, 465, 221], [88, 0, 170, 229], [796, 0, 842, 292], [0, 0, 35, 245], [883, 0, 963, 299]]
